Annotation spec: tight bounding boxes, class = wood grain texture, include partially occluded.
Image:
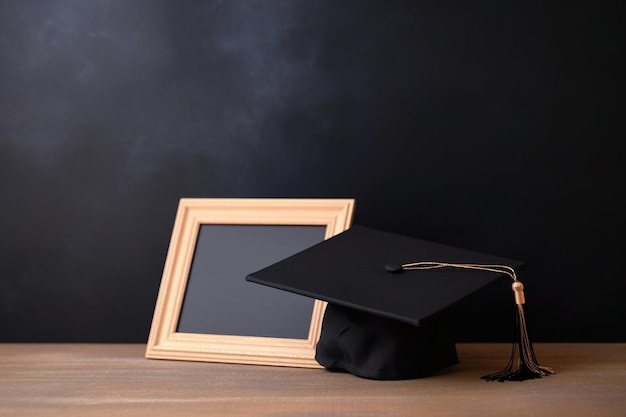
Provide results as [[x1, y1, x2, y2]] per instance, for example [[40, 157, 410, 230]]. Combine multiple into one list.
[[1, 343, 625, 417]]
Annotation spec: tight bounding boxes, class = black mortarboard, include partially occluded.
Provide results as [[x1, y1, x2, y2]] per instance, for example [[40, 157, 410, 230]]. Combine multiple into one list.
[[247, 225, 555, 381]]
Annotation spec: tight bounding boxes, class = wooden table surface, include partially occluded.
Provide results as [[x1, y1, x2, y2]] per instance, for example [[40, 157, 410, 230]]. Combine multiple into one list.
[[1, 343, 624, 416]]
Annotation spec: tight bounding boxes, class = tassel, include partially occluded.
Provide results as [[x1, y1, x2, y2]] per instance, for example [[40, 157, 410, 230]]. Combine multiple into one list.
[[387, 261, 556, 382], [481, 281, 555, 381]]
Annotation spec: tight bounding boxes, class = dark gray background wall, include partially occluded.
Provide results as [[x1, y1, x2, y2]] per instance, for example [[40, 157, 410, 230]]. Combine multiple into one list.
[[0, 0, 623, 342]]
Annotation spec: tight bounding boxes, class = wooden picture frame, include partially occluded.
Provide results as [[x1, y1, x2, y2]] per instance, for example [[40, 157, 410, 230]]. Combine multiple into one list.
[[145, 198, 355, 368]]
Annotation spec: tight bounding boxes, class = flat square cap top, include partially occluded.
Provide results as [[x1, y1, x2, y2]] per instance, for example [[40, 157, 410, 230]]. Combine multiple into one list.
[[247, 225, 524, 327]]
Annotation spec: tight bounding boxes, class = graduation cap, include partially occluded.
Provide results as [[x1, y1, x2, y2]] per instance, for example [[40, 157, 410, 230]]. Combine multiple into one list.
[[247, 225, 554, 381]]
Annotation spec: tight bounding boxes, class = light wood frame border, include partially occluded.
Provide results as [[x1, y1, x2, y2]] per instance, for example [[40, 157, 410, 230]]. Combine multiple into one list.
[[145, 198, 355, 368]]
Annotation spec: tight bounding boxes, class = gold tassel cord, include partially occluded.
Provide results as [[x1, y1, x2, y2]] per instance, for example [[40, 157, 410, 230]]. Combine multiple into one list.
[[396, 261, 555, 382]]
